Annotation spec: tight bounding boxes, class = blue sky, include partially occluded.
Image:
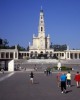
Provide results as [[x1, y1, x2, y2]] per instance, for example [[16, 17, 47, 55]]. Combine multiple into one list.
[[0, 0, 80, 49]]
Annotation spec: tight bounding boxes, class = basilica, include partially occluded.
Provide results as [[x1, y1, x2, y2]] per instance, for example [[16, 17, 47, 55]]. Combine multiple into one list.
[[29, 8, 53, 58], [0, 8, 80, 60]]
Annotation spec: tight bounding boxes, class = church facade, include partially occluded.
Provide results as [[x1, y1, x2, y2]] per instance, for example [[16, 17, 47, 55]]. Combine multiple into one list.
[[29, 8, 53, 58], [0, 8, 80, 60]]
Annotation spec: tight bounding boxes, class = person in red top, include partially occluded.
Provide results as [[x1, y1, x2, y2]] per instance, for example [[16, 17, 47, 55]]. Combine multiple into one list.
[[56, 72, 62, 87], [74, 71, 80, 87]]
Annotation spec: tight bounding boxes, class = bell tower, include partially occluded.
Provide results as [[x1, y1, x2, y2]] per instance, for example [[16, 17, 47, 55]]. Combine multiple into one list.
[[29, 7, 53, 55], [38, 7, 46, 49], [38, 7, 45, 38]]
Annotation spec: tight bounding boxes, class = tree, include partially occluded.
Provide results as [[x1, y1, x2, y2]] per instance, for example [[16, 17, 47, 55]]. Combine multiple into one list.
[[0, 38, 2, 45], [27, 46, 29, 51], [50, 42, 53, 48], [10, 45, 15, 49], [3, 39, 9, 46], [17, 44, 26, 51], [50, 43, 67, 51], [0, 38, 9, 49], [0, 38, 26, 50]]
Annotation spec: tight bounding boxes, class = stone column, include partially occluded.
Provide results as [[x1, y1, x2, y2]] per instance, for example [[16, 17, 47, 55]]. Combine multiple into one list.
[[73, 53, 75, 59], [14, 52, 18, 59], [65, 52, 70, 59], [29, 53, 30, 58], [63, 52, 66, 59], [68, 52, 70, 59], [14, 52, 15, 59], [4, 52, 6, 59], [77, 53, 79, 59], [65, 52, 68, 59]]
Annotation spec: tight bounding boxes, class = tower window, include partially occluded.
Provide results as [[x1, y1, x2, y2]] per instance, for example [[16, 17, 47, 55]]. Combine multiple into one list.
[[41, 16, 42, 19], [41, 27, 43, 31]]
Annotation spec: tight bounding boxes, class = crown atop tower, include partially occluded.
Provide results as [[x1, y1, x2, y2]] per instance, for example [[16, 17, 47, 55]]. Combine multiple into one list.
[[40, 6, 43, 12]]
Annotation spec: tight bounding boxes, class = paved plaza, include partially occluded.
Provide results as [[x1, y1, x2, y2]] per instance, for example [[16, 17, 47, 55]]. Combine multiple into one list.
[[0, 71, 80, 100]]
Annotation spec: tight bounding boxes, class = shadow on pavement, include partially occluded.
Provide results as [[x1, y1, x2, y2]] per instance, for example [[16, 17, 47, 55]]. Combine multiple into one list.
[[33, 82, 39, 84], [66, 90, 72, 94], [71, 84, 75, 87]]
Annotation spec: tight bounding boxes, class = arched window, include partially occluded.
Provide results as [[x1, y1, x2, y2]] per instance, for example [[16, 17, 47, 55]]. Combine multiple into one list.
[[75, 53, 77, 59], [40, 51, 43, 54], [41, 16, 42, 19], [70, 53, 73, 59], [31, 51, 33, 54], [30, 51, 33, 58], [35, 51, 37, 54], [50, 52, 52, 54], [41, 27, 43, 31]]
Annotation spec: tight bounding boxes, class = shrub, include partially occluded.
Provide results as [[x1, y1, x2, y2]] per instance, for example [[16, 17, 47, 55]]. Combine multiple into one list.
[[53, 66, 58, 70], [53, 66, 72, 71], [61, 66, 72, 71]]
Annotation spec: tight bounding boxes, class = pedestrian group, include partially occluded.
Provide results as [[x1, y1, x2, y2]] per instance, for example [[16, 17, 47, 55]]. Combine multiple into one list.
[[57, 71, 80, 93]]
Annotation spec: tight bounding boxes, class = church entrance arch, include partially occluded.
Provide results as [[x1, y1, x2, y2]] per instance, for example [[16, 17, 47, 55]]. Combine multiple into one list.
[[53, 53, 58, 59], [38, 51, 44, 59], [40, 51, 43, 54], [40, 51, 44, 59], [30, 51, 33, 58], [50, 51, 52, 58], [40, 51, 44, 57], [34, 51, 38, 58], [46, 51, 49, 58]]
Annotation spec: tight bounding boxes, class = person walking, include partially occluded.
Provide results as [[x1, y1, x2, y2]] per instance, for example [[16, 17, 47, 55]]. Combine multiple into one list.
[[30, 71, 34, 84], [74, 71, 80, 87], [60, 73, 67, 93], [56, 72, 61, 87], [66, 71, 71, 87]]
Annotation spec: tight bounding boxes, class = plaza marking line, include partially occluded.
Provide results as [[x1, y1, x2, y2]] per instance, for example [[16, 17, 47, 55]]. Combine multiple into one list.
[[0, 72, 14, 82]]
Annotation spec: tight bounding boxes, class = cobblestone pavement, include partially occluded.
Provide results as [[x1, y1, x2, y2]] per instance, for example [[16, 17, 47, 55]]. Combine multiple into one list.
[[0, 71, 80, 100]]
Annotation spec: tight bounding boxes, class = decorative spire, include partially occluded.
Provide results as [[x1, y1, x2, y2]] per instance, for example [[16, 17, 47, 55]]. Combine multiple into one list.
[[40, 6, 43, 12]]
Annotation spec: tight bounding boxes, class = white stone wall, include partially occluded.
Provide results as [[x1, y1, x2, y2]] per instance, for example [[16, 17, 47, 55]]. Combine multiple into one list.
[[8, 60, 14, 71]]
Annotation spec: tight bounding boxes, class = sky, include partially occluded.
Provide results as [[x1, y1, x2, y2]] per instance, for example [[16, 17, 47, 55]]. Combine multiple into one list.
[[0, 0, 80, 49]]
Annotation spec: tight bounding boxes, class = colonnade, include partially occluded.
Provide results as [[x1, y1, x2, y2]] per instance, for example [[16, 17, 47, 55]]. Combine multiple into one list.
[[1, 49, 80, 60]]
